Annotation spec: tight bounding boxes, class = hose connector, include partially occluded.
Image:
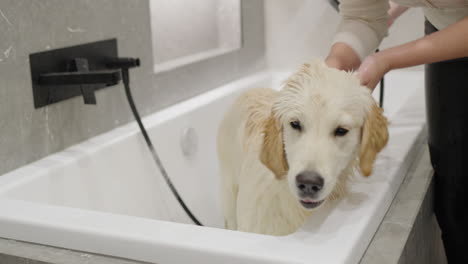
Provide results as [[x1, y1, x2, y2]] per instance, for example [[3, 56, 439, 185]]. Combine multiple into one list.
[[107, 57, 140, 69]]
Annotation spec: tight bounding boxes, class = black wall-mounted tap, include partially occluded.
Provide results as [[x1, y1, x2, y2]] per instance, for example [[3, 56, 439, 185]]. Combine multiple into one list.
[[30, 39, 122, 108]]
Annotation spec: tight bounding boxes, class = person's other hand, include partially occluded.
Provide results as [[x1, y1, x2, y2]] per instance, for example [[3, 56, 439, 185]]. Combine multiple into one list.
[[357, 54, 390, 90], [325, 43, 361, 71]]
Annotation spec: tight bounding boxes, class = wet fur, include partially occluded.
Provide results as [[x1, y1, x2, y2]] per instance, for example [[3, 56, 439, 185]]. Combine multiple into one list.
[[217, 61, 388, 235]]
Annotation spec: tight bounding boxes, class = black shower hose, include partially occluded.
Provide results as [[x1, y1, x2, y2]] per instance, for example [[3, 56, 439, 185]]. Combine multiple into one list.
[[114, 60, 203, 226], [376, 49, 385, 108]]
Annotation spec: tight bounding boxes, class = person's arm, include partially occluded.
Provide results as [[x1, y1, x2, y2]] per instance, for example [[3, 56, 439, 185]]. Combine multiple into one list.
[[325, 0, 390, 71], [326, 0, 406, 71], [359, 16, 468, 89]]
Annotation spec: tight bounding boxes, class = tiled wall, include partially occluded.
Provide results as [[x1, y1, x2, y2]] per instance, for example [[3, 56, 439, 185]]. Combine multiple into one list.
[[264, 0, 341, 70], [0, 0, 154, 176], [0, 0, 265, 176], [150, 0, 241, 65]]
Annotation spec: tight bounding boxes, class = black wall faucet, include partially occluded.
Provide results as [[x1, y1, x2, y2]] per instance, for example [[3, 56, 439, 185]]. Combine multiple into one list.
[[30, 39, 123, 108]]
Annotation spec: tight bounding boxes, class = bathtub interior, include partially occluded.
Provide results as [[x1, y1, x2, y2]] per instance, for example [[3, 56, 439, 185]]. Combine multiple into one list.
[[0, 69, 426, 263], [0, 70, 422, 227], [0, 72, 277, 228]]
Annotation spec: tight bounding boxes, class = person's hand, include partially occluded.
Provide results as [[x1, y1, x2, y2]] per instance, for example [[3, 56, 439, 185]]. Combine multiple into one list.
[[357, 54, 390, 91], [325, 43, 361, 71], [325, 56, 345, 71]]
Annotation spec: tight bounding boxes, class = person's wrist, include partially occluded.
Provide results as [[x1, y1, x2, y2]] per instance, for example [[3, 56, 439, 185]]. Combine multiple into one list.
[[373, 52, 392, 74], [357, 52, 393, 90]]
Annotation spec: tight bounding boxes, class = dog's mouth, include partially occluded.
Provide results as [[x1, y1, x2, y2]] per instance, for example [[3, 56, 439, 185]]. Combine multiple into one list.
[[299, 198, 324, 209]]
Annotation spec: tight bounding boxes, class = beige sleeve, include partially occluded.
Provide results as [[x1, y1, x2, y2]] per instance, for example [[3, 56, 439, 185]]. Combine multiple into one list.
[[332, 0, 390, 60]]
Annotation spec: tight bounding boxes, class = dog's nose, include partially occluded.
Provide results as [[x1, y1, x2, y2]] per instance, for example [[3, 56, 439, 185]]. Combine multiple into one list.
[[296, 171, 324, 196]]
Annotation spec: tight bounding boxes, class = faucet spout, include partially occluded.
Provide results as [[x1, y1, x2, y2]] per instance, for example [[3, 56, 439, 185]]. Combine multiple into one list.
[[37, 58, 121, 105], [38, 70, 122, 86]]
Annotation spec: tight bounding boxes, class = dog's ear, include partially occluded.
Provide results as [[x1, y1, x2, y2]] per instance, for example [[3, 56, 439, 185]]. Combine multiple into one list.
[[260, 115, 289, 179], [359, 103, 389, 177]]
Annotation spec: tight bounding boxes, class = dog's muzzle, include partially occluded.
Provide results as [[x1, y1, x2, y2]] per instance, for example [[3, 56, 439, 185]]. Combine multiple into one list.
[[296, 171, 324, 209]]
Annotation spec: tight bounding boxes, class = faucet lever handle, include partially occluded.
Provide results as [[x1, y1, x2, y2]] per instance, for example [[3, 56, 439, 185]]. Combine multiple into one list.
[[80, 85, 97, 105], [73, 58, 90, 72], [73, 58, 97, 105]]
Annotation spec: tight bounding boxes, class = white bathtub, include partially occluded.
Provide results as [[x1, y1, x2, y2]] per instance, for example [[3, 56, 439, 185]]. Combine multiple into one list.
[[0, 70, 426, 264]]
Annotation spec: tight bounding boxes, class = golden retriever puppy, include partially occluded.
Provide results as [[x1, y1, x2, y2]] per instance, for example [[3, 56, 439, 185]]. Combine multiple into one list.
[[217, 60, 388, 235]]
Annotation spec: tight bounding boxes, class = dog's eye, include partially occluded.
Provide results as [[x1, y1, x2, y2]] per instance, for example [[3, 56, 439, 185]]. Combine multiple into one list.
[[334, 127, 349, 136], [290, 121, 302, 131]]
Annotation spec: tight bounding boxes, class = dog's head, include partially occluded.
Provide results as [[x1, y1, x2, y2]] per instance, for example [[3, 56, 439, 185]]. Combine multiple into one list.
[[260, 61, 388, 210]]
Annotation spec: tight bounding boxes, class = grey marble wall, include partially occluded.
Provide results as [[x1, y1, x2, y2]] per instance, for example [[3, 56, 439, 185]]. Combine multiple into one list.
[[0, 0, 265, 176], [0, 0, 154, 176]]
